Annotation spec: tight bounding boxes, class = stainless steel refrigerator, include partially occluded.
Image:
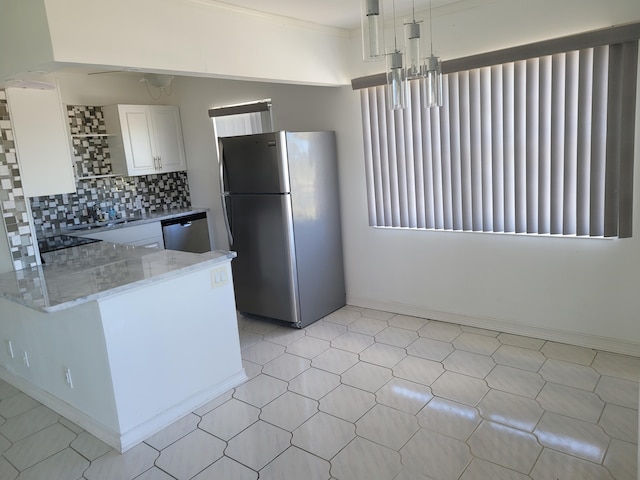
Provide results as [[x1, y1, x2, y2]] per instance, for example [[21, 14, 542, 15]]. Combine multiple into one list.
[[219, 131, 345, 328]]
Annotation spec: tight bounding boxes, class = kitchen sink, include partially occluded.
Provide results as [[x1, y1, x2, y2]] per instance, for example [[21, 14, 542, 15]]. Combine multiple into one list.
[[65, 216, 145, 231]]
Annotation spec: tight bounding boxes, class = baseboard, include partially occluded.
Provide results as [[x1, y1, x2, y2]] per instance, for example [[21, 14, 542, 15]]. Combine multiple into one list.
[[0, 367, 121, 448], [118, 369, 248, 452], [347, 296, 640, 357], [0, 367, 247, 453]]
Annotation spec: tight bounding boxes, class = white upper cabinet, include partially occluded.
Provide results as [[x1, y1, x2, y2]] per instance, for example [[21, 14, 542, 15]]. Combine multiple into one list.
[[6, 84, 76, 197], [103, 104, 187, 176]]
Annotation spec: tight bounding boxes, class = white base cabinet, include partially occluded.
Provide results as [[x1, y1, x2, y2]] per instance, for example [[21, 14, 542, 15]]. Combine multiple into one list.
[[0, 259, 245, 452], [103, 105, 187, 177]]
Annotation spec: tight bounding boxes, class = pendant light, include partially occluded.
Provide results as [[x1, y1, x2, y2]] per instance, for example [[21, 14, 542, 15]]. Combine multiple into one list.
[[422, 0, 443, 108], [424, 54, 443, 107], [387, 0, 406, 110], [361, 0, 385, 61], [404, 1, 422, 79]]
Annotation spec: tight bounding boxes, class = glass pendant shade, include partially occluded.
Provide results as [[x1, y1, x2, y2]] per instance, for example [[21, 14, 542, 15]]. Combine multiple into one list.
[[423, 54, 443, 108], [404, 20, 422, 79], [361, 0, 385, 60], [387, 50, 406, 110]]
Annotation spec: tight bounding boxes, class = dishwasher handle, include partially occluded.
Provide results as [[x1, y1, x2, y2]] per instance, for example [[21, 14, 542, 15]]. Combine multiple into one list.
[[160, 211, 207, 227], [161, 212, 211, 254]]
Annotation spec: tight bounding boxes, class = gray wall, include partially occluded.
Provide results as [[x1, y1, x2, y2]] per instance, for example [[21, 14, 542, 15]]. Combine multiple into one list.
[[171, 76, 348, 251], [0, 218, 12, 273]]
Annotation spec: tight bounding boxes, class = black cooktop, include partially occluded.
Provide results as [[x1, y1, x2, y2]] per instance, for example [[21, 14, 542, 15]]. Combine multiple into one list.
[[38, 234, 102, 254]]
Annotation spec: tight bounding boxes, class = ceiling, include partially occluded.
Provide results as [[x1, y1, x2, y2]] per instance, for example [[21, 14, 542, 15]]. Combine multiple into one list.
[[214, 0, 465, 30], [6, 0, 477, 82]]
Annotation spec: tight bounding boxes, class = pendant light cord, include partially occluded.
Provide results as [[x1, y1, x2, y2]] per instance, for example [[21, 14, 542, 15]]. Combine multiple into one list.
[[144, 80, 162, 101], [393, 0, 398, 50], [429, 0, 434, 54]]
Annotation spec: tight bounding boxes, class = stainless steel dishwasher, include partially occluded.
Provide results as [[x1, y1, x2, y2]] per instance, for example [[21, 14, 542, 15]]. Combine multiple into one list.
[[161, 212, 211, 253]]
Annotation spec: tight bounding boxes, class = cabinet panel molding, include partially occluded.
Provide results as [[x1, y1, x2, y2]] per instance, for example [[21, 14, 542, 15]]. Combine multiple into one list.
[[103, 104, 187, 177]]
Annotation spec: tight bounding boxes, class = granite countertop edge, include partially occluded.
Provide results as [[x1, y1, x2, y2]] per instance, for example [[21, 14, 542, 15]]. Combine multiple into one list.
[[0, 245, 237, 314], [37, 249, 236, 313]]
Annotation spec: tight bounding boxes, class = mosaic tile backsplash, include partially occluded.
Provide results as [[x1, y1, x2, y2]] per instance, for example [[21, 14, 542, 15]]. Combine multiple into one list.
[[31, 172, 191, 234], [0, 89, 38, 270], [68, 105, 112, 177], [30, 105, 191, 236]]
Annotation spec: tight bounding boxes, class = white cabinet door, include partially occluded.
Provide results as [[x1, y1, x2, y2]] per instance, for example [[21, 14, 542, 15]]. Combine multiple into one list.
[[6, 85, 76, 197], [150, 106, 187, 173], [104, 104, 187, 177], [120, 107, 156, 175]]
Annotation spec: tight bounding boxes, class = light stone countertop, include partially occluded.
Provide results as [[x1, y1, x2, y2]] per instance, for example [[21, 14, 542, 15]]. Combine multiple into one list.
[[0, 241, 236, 313]]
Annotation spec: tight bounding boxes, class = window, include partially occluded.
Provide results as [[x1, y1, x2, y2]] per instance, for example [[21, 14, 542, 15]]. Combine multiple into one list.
[[354, 25, 639, 238], [208, 100, 273, 154]]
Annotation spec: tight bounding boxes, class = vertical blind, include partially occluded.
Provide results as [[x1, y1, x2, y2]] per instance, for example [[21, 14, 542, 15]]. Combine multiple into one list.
[[359, 40, 638, 237]]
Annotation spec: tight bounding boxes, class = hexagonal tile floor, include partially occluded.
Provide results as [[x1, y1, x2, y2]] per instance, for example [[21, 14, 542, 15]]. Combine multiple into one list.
[[0, 306, 637, 480]]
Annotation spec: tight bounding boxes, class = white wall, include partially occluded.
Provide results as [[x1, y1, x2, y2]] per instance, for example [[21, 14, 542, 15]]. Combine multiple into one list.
[[40, 0, 349, 86], [343, 0, 640, 354]]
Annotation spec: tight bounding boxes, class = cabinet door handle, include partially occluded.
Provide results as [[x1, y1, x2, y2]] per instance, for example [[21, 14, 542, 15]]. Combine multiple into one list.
[[158, 156, 162, 169], [154, 156, 159, 170]]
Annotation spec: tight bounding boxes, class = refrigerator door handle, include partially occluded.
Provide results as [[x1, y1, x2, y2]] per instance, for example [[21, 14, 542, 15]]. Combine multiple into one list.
[[281, 193, 301, 324], [218, 139, 228, 195], [218, 140, 233, 246], [221, 193, 233, 246]]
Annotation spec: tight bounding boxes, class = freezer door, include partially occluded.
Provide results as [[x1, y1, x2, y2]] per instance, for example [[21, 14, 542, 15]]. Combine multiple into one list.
[[227, 193, 299, 324], [220, 132, 290, 194]]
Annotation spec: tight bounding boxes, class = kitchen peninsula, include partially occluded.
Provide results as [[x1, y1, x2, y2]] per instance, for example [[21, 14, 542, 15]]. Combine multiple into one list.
[[0, 242, 245, 452]]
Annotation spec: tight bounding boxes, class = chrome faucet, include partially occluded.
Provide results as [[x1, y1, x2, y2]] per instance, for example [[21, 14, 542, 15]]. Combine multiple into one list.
[[87, 206, 102, 222]]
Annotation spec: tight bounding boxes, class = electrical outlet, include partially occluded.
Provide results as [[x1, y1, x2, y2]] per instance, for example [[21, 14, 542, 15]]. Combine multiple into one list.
[[211, 267, 228, 288]]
